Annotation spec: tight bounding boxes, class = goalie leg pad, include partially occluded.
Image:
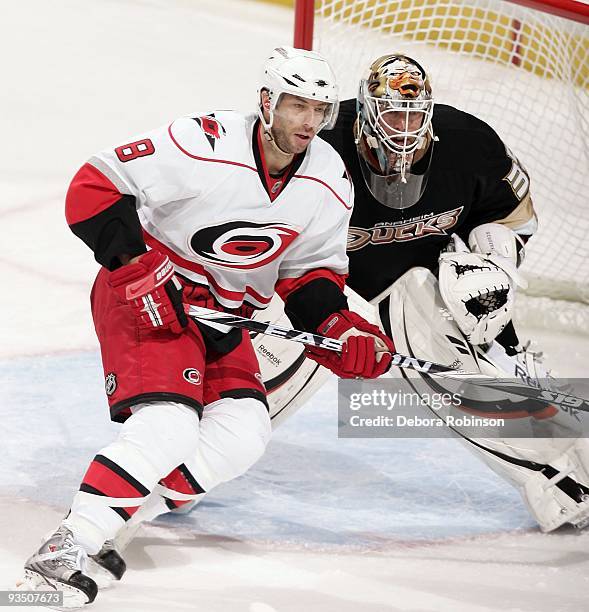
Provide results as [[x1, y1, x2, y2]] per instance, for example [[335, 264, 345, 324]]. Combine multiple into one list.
[[251, 294, 337, 428], [374, 267, 484, 376], [373, 267, 589, 532], [473, 438, 589, 532], [253, 290, 377, 428]]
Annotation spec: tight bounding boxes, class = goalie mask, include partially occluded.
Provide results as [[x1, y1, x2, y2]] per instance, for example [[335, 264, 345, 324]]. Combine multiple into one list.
[[356, 54, 435, 209], [258, 46, 339, 135]]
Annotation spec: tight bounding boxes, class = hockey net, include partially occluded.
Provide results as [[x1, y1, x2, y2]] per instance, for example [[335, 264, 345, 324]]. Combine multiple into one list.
[[296, 0, 589, 332]]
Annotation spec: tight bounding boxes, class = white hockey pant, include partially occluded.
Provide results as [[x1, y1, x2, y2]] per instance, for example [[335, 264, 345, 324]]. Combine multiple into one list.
[[66, 397, 270, 553], [110, 397, 271, 547]]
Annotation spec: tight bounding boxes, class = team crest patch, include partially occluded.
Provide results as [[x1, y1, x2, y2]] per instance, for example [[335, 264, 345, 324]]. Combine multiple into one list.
[[105, 373, 117, 396], [347, 206, 464, 250], [190, 221, 300, 270], [193, 114, 226, 151], [183, 368, 202, 386]]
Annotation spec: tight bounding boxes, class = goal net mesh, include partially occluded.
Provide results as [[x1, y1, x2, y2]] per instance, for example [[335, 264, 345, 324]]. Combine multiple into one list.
[[310, 0, 589, 331]]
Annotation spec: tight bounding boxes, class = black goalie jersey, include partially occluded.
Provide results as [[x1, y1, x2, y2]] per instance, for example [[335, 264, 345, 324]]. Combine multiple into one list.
[[320, 99, 537, 302]]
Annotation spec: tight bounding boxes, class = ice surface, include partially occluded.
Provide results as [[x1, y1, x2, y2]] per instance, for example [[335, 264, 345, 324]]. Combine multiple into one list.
[[1, 1, 588, 610]]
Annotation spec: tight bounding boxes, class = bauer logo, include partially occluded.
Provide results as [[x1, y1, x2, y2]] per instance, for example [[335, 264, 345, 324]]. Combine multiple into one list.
[[105, 373, 117, 396], [183, 368, 202, 386]]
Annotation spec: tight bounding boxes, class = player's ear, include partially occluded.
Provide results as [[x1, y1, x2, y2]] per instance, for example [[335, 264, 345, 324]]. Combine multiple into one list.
[[260, 89, 271, 118]]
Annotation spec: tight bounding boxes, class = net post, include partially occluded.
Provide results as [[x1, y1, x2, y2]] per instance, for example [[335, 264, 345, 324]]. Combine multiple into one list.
[[294, 0, 315, 50]]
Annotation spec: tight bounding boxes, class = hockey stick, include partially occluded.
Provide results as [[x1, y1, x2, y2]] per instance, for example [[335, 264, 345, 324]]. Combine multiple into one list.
[[187, 305, 589, 413], [188, 305, 343, 350]]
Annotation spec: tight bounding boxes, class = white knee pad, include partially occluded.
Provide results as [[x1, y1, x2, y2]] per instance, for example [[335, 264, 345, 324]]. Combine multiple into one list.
[[102, 401, 201, 486], [184, 397, 271, 491]]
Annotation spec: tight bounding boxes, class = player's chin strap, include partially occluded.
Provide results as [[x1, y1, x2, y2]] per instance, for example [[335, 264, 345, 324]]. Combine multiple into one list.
[[186, 305, 589, 414], [258, 105, 295, 159], [262, 126, 296, 159]]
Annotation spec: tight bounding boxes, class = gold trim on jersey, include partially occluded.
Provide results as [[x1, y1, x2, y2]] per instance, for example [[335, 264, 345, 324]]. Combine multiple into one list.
[[494, 192, 536, 230]]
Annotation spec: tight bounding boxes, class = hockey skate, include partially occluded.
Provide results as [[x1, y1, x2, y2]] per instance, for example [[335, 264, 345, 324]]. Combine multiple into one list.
[[88, 497, 197, 585], [87, 539, 126, 589], [476, 339, 552, 386], [19, 524, 97, 608]]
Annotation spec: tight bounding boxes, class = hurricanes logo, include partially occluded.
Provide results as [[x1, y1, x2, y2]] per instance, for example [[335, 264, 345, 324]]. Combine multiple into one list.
[[348, 206, 464, 251], [190, 221, 299, 270], [194, 114, 226, 151], [254, 372, 265, 388], [183, 368, 202, 386]]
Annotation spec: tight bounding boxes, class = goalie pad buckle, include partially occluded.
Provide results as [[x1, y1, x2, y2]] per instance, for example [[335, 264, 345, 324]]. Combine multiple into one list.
[[571, 506, 589, 530]]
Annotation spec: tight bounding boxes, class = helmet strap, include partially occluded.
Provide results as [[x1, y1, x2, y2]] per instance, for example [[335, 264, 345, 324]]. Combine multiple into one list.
[[259, 91, 293, 157], [262, 126, 295, 159]]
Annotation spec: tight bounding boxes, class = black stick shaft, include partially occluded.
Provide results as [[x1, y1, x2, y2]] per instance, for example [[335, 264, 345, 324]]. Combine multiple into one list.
[[187, 305, 589, 413]]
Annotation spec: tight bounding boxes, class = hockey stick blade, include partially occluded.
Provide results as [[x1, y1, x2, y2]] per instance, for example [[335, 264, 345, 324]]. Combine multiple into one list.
[[187, 305, 589, 413]]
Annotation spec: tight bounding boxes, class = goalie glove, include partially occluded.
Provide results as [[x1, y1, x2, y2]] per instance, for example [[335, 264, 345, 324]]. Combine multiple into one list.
[[438, 236, 514, 345], [305, 310, 395, 379], [108, 250, 188, 334]]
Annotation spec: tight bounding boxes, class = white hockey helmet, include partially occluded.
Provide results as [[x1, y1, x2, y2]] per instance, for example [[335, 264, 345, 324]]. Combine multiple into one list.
[[258, 46, 339, 133], [356, 53, 435, 209]]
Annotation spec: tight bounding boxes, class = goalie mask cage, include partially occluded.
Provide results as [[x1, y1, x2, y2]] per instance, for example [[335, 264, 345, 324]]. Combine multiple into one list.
[[294, 0, 589, 332]]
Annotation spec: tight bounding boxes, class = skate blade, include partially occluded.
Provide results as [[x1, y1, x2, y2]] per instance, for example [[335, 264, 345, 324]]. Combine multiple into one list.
[[169, 499, 198, 515], [17, 570, 91, 610], [86, 556, 116, 590]]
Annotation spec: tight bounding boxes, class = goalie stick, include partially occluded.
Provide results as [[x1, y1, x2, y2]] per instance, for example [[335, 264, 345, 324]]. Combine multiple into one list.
[[187, 305, 589, 414]]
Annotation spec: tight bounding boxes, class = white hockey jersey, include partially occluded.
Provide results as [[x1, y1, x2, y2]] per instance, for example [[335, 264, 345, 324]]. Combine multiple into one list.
[[79, 111, 353, 309]]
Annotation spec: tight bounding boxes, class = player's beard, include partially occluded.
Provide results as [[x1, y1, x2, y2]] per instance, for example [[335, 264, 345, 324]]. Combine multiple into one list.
[[271, 125, 311, 155]]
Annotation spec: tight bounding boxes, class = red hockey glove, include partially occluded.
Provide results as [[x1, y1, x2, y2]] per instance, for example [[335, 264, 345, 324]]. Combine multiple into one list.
[[305, 310, 395, 379], [108, 250, 188, 334]]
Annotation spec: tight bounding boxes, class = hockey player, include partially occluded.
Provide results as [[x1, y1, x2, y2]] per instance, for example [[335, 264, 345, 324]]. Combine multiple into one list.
[[18, 46, 395, 607], [86, 53, 589, 585], [317, 54, 589, 534], [288, 53, 588, 533]]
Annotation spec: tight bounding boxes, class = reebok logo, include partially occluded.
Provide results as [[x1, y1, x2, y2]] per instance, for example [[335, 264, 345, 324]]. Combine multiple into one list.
[[258, 345, 281, 367]]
